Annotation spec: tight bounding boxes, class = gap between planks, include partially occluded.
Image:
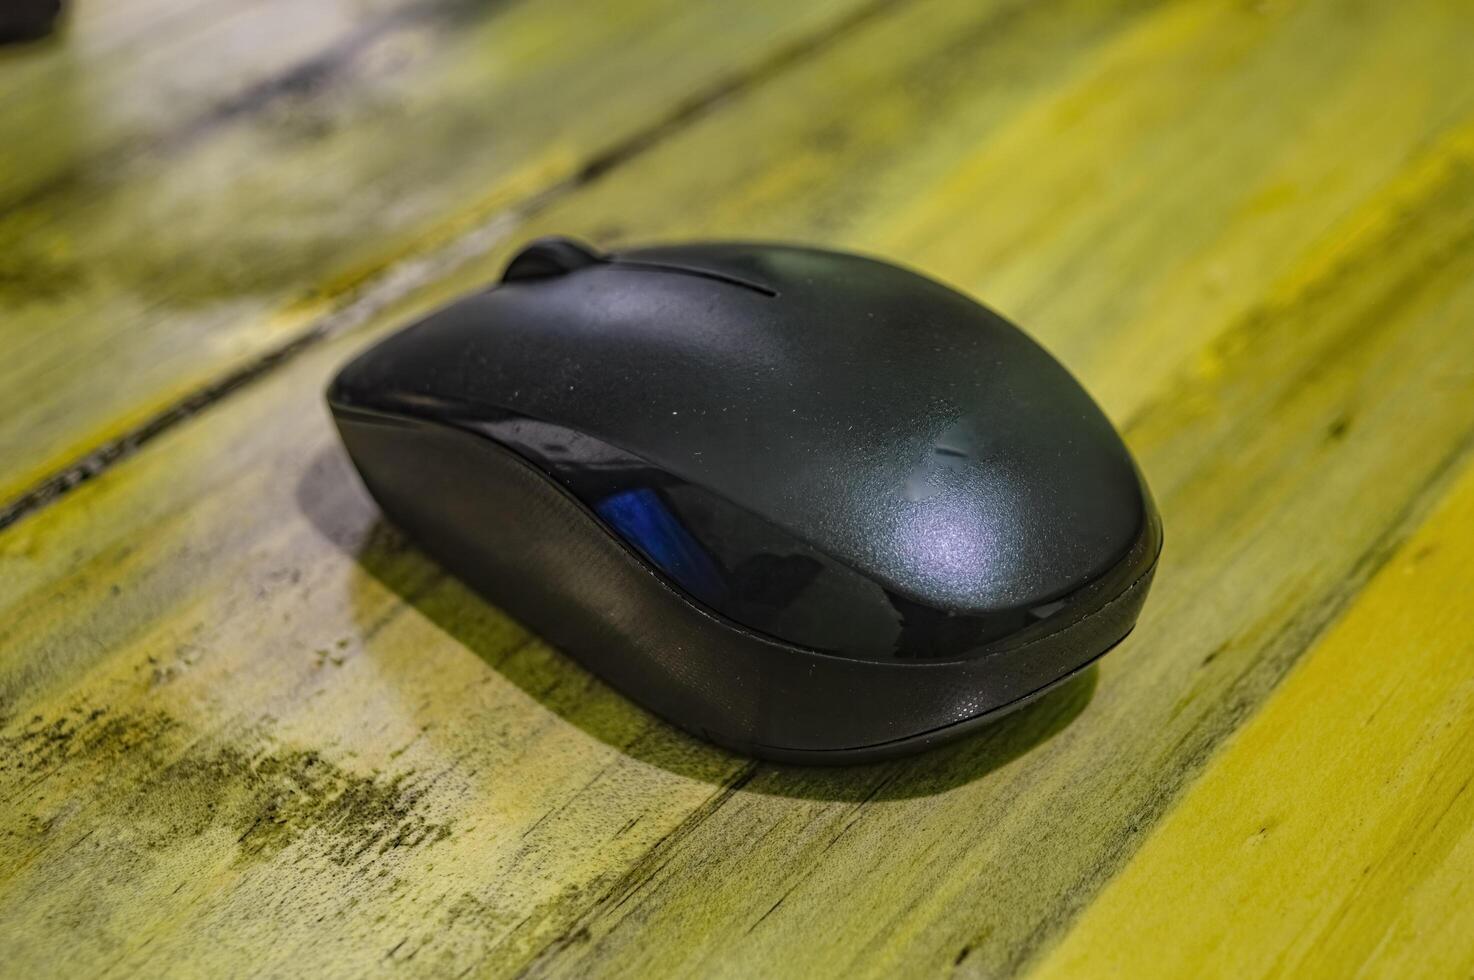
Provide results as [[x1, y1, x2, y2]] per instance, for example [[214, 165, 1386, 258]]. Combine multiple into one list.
[[0, 0, 911, 533]]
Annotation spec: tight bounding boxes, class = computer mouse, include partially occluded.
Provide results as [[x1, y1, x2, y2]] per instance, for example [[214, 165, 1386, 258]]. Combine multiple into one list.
[[327, 237, 1161, 763]]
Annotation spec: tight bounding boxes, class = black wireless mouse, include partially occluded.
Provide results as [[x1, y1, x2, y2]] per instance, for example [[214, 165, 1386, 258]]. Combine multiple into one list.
[[327, 238, 1161, 763]]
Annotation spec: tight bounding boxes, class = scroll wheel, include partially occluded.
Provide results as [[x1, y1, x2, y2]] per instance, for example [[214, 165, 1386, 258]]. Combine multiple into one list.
[[501, 237, 606, 282], [502, 236, 777, 296]]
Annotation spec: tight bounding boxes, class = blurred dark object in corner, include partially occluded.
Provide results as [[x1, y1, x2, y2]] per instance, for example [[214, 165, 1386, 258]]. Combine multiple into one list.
[[0, 0, 61, 43]]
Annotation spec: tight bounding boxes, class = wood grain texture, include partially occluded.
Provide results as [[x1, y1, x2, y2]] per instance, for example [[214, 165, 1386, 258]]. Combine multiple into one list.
[[4, 0, 1474, 975], [1034, 452, 1474, 980], [524, 105, 1474, 979], [0, 0, 881, 504]]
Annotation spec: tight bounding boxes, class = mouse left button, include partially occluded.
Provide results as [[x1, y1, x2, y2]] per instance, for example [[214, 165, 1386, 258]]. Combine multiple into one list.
[[502, 237, 605, 282]]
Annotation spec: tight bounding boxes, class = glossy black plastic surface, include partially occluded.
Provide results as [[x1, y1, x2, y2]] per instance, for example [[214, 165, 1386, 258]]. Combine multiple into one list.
[[330, 409, 1156, 760], [329, 239, 1160, 665]]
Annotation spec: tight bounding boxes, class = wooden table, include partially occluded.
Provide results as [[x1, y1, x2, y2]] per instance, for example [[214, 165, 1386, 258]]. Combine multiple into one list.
[[4, 0, 1474, 975]]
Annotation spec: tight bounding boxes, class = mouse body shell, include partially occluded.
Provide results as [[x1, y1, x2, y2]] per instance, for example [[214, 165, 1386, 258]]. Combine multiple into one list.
[[328, 239, 1161, 762]]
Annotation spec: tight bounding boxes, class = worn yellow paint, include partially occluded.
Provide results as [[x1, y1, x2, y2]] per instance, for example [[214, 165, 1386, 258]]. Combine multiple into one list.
[[3, 0, 1474, 975], [1, 0, 426, 202], [518, 0, 1474, 425], [1035, 455, 1474, 980], [10, 0, 1474, 509], [524, 100, 1474, 979], [0, 0, 876, 502]]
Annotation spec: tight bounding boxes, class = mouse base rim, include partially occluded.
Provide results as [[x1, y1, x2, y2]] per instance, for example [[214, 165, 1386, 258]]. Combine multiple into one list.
[[700, 649, 1111, 765]]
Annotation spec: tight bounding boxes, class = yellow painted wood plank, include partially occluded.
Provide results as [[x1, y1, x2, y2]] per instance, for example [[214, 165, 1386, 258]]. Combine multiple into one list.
[[506, 5, 1474, 970], [0, 0, 442, 203], [11, 0, 1474, 517], [0, 5, 1184, 970], [1033, 453, 1474, 979], [0, 12, 1185, 972], [0, 0, 878, 504], [4, 0, 1474, 975], [521, 127, 1474, 976], [524, 0, 1474, 423]]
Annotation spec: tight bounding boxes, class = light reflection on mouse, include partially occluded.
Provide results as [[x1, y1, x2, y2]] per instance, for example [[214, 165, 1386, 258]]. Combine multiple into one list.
[[327, 238, 1161, 763]]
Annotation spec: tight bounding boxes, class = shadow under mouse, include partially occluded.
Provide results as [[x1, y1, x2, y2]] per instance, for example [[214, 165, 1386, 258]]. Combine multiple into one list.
[[297, 447, 1097, 801]]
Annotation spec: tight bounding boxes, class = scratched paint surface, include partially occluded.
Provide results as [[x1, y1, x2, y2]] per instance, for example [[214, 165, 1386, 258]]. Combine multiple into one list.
[[3, 0, 1474, 976], [0, 0, 878, 503]]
